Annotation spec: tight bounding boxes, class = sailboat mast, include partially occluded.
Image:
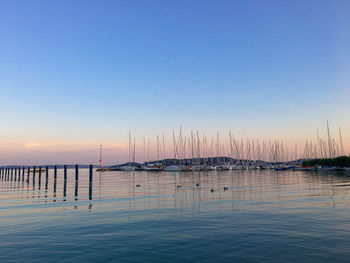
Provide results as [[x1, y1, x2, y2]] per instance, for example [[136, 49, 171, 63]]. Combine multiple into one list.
[[339, 127, 345, 156], [147, 138, 150, 164], [133, 137, 136, 163], [327, 120, 332, 158], [143, 137, 146, 164], [162, 133, 166, 164], [157, 134, 160, 162], [99, 143, 102, 168], [128, 131, 131, 163]]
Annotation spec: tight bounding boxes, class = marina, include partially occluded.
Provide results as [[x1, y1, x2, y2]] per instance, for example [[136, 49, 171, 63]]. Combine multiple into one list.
[[1, 1, 349, 262]]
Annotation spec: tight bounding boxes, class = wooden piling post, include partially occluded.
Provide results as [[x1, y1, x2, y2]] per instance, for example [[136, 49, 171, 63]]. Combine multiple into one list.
[[45, 166, 49, 189], [53, 166, 57, 200], [75, 164, 79, 182], [38, 166, 42, 185], [64, 165, 67, 181], [46, 166, 49, 182], [22, 167, 25, 181], [54, 165, 57, 181], [63, 165, 67, 200], [89, 164, 93, 200], [74, 164, 79, 199], [33, 166, 36, 185], [27, 167, 30, 183]]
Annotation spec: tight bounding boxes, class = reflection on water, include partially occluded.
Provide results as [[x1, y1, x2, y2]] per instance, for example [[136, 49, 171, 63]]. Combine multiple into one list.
[[1, 169, 350, 262], [2, 169, 350, 210]]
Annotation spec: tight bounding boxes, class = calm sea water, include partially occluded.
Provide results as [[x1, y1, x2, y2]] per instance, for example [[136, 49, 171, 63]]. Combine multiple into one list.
[[1, 169, 350, 262]]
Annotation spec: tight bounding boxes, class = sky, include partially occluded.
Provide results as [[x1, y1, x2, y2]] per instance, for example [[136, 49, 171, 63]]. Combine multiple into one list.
[[0, 0, 349, 165]]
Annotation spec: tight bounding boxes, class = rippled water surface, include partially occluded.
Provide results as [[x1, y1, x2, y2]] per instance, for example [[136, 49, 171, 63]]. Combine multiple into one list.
[[1, 169, 350, 262]]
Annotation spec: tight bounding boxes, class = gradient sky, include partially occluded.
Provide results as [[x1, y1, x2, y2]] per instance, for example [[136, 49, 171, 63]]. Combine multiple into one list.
[[1, 0, 349, 165]]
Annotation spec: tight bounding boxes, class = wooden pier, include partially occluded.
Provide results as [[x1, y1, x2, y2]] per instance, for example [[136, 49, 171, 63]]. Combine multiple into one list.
[[0, 165, 94, 200]]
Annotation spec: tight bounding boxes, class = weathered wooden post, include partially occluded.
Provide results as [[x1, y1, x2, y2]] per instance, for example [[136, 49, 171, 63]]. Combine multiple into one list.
[[54, 165, 57, 181], [14, 168, 17, 181], [74, 164, 79, 200], [63, 165, 67, 200], [45, 166, 49, 190], [89, 164, 93, 200], [33, 166, 36, 185], [75, 164, 79, 182], [38, 166, 42, 186], [27, 167, 30, 183], [53, 165, 57, 200], [64, 165, 67, 181], [22, 167, 25, 181]]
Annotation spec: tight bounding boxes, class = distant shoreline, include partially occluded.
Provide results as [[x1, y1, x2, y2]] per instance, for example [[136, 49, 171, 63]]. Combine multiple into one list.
[[302, 156, 350, 168]]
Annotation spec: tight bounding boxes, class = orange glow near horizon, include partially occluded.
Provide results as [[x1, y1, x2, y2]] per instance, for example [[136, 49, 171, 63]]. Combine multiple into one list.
[[0, 129, 349, 166]]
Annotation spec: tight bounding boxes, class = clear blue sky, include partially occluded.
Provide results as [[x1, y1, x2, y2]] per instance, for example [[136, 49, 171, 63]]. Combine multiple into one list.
[[0, 0, 349, 164]]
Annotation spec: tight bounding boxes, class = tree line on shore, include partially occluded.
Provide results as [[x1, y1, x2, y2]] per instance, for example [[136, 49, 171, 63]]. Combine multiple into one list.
[[302, 156, 350, 168]]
